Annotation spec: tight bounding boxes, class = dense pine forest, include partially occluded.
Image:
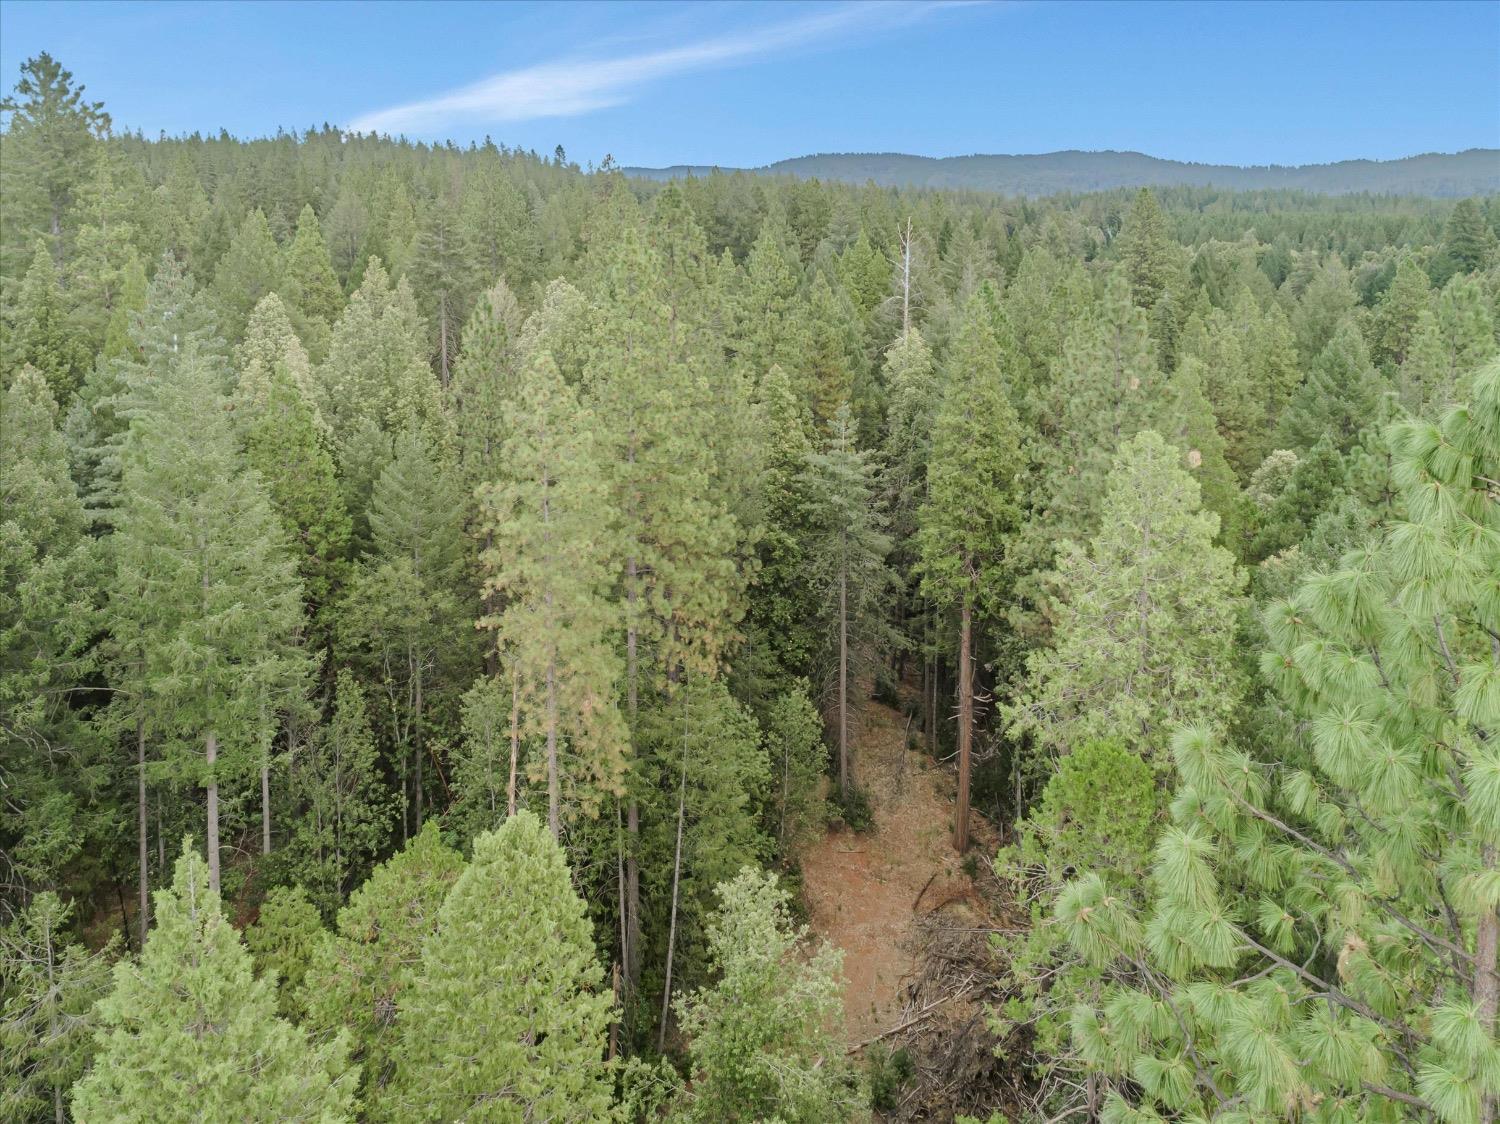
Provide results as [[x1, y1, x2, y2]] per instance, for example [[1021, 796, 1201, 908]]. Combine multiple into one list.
[[3, 52, 1500, 1123]]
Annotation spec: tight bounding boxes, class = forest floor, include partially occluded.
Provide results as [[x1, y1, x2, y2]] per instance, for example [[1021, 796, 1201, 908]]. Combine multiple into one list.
[[800, 693, 1020, 1118]]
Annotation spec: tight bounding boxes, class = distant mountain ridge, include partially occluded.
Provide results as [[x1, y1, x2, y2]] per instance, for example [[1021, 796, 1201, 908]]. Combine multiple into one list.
[[623, 148, 1500, 197]]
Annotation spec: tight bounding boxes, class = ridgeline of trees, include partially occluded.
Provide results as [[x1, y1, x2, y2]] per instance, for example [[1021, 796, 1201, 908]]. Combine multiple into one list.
[[3, 51, 1499, 1123]]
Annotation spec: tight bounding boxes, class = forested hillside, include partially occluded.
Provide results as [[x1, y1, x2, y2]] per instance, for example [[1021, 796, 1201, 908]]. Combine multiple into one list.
[[3, 52, 1500, 1123], [625, 147, 1500, 197]]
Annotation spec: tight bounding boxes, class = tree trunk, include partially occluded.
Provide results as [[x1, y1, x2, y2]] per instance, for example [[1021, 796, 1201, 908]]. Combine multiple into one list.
[[839, 553, 850, 798], [413, 663, 424, 832], [507, 665, 520, 817], [261, 760, 271, 855], [1476, 843, 1499, 1124], [205, 731, 221, 894], [954, 596, 972, 853], [137, 717, 149, 945], [545, 656, 561, 839], [624, 556, 642, 996], [658, 701, 690, 1051]]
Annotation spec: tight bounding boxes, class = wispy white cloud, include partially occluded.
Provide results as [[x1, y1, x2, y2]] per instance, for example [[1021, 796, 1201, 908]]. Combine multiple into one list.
[[349, 2, 983, 136]]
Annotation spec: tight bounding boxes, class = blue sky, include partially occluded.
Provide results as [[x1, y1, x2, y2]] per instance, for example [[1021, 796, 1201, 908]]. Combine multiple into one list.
[[2, 0, 1496, 168]]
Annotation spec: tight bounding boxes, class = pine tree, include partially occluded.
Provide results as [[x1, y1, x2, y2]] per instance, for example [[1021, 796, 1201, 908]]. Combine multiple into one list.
[[405, 194, 476, 386], [338, 428, 472, 838], [1, 368, 107, 892], [641, 677, 770, 1045], [392, 811, 616, 1122], [302, 823, 463, 1122], [800, 404, 896, 798], [110, 340, 310, 892], [740, 364, 819, 697], [1118, 188, 1177, 310], [71, 844, 357, 1122], [0, 892, 113, 1124], [1401, 273, 1499, 417], [0, 53, 108, 275], [1029, 270, 1173, 562], [211, 207, 282, 344], [9, 240, 89, 402], [1059, 362, 1500, 1122], [244, 885, 324, 1020], [1440, 196, 1496, 276], [675, 868, 858, 1123], [1009, 430, 1245, 766], [762, 681, 829, 854], [244, 366, 350, 634], [281, 203, 342, 359], [233, 291, 320, 425], [314, 257, 443, 447], [281, 670, 395, 915], [65, 251, 229, 520], [1277, 316, 1390, 454], [476, 351, 625, 838], [448, 675, 516, 841], [1372, 254, 1432, 369], [916, 295, 1026, 851]]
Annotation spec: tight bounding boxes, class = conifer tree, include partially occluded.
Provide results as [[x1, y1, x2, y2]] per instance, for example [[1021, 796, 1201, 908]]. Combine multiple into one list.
[[580, 217, 742, 1000], [448, 675, 516, 840], [1010, 430, 1244, 766], [916, 296, 1026, 851], [0, 892, 113, 1123], [675, 868, 858, 1123], [1439, 196, 1496, 276], [0, 53, 108, 274], [244, 885, 324, 1020], [110, 340, 309, 892], [71, 844, 357, 1122], [476, 351, 625, 838], [244, 367, 350, 635], [1118, 188, 1177, 310], [338, 427, 472, 837], [393, 811, 616, 1122], [1059, 363, 1500, 1122], [211, 207, 282, 344], [741, 365, 819, 694], [1, 368, 106, 892], [281, 203, 342, 359], [1277, 316, 1390, 454], [1372, 254, 1432, 369], [405, 194, 476, 385], [1030, 270, 1173, 562], [314, 257, 443, 446], [1401, 274, 1499, 417], [9, 240, 89, 402], [65, 251, 228, 520], [800, 404, 896, 797], [232, 291, 320, 426], [302, 823, 462, 1122], [281, 670, 395, 915]]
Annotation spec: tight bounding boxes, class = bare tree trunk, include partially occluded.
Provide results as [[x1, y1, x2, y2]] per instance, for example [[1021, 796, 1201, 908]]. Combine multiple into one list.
[[658, 698, 690, 1051], [206, 731, 221, 894], [954, 596, 972, 853], [137, 717, 149, 945], [839, 553, 850, 798], [507, 664, 520, 817]]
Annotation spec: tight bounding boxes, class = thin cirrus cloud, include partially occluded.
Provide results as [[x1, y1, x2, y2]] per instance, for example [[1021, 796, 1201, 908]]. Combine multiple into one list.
[[347, 1, 984, 137]]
